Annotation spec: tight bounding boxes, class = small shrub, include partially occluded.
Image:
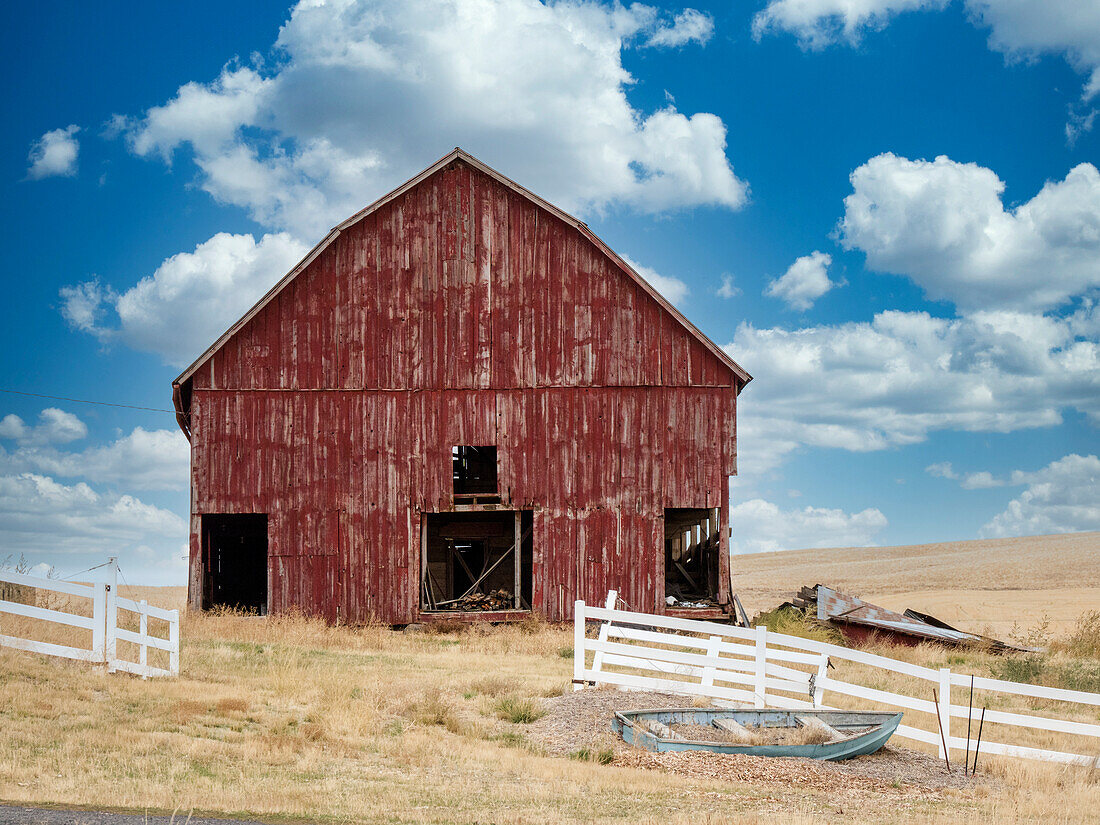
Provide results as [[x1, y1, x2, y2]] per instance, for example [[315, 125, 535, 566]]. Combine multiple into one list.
[[991, 652, 1100, 693], [990, 654, 1046, 685], [569, 747, 613, 764], [470, 676, 517, 698], [494, 696, 545, 724], [751, 606, 843, 645], [489, 731, 527, 748], [1063, 611, 1100, 659], [515, 615, 547, 635], [1009, 615, 1053, 649], [406, 689, 462, 732], [1049, 660, 1100, 693], [216, 697, 250, 714], [558, 646, 573, 659]]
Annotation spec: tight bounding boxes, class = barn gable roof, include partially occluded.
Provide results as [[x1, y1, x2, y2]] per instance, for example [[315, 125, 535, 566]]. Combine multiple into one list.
[[173, 147, 751, 389]]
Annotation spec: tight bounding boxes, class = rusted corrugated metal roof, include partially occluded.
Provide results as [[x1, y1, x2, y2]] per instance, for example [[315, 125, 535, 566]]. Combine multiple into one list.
[[815, 586, 982, 644], [812, 586, 1035, 652]]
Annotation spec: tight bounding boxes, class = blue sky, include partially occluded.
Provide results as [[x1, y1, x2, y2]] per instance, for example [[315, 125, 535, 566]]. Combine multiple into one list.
[[2, 1, 1098, 583]]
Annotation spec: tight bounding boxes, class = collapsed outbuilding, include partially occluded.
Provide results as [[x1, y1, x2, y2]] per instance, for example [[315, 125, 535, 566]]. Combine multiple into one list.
[[172, 148, 750, 625]]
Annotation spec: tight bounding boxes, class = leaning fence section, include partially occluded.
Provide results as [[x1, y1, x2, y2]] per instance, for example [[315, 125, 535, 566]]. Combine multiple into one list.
[[574, 594, 1100, 768], [0, 559, 178, 678]]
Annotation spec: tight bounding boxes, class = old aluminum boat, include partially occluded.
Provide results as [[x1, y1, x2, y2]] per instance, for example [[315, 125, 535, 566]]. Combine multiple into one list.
[[613, 708, 903, 761]]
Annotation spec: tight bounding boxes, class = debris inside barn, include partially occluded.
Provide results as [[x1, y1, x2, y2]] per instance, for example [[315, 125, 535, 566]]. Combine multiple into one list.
[[452, 589, 515, 611], [781, 585, 1031, 652]]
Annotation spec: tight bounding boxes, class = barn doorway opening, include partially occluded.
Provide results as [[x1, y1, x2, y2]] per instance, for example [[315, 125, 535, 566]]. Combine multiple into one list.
[[421, 510, 532, 612], [202, 514, 268, 614], [663, 508, 720, 609]]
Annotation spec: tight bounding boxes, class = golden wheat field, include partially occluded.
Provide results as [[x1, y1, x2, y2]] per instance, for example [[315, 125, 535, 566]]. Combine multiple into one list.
[[0, 532, 1098, 824], [733, 531, 1100, 635]]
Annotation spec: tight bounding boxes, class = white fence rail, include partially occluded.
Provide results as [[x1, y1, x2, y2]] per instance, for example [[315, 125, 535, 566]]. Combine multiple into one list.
[[574, 593, 1100, 768], [0, 558, 178, 677]]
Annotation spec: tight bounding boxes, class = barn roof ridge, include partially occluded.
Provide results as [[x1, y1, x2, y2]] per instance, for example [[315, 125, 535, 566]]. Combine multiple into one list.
[[173, 147, 752, 388]]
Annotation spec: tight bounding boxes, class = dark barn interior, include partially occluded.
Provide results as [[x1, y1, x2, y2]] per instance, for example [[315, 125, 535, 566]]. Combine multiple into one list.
[[421, 510, 533, 612], [202, 514, 268, 613], [664, 508, 722, 606]]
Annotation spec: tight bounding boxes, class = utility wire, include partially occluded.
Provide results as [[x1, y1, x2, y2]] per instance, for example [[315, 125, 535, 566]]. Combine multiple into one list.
[[116, 562, 131, 592], [60, 560, 113, 581], [0, 388, 175, 414]]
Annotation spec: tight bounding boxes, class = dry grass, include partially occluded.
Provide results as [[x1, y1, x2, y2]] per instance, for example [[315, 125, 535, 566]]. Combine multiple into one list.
[[0, 602, 1097, 824], [2, 533, 1100, 824]]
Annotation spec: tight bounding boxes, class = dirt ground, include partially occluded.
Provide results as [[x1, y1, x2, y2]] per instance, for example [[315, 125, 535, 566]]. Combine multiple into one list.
[[527, 689, 989, 799]]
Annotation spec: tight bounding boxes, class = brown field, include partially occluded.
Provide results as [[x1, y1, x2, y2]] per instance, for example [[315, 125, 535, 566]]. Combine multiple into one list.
[[0, 532, 1098, 824], [733, 531, 1100, 636]]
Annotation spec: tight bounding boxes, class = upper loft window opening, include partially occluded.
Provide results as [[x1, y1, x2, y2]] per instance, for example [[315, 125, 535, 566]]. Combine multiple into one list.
[[452, 446, 499, 502]]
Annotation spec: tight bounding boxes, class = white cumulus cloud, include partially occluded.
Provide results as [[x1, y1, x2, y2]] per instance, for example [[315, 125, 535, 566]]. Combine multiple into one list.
[[968, 0, 1100, 100], [0, 425, 189, 492], [753, 0, 947, 50], [729, 497, 888, 554], [717, 273, 741, 299], [754, 0, 1100, 103], [646, 8, 714, 48], [0, 472, 186, 563], [619, 255, 690, 306], [0, 408, 87, 446], [727, 305, 1100, 474], [26, 125, 81, 179], [120, 0, 746, 238], [981, 453, 1100, 538], [840, 154, 1100, 312], [764, 250, 837, 310], [62, 232, 308, 366]]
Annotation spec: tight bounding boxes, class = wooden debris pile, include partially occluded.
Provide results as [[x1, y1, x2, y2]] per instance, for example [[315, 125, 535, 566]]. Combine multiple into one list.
[[454, 589, 513, 611]]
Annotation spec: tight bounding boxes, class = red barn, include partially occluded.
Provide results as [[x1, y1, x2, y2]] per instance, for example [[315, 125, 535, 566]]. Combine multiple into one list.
[[172, 148, 751, 625]]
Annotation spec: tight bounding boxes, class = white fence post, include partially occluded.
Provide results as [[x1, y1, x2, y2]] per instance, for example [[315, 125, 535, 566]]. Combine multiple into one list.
[[138, 599, 148, 671], [169, 610, 179, 675], [754, 624, 768, 708], [105, 557, 118, 672], [938, 667, 952, 759], [573, 599, 586, 691], [814, 654, 828, 708], [91, 581, 106, 663], [591, 590, 617, 688], [701, 635, 721, 689]]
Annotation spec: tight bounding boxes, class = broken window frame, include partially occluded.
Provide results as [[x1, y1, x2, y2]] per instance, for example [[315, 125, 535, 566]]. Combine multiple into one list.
[[451, 446, 500, 503]]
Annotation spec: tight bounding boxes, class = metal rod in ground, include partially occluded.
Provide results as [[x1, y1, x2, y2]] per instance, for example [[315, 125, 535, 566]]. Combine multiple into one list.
[[972, 707, 986, 774], [933, 687, 951, 773], [966, 674, 974, 776]]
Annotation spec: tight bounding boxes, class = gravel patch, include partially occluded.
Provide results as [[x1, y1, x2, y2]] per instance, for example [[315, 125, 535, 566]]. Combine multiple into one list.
[[529, 688, 995, 796]]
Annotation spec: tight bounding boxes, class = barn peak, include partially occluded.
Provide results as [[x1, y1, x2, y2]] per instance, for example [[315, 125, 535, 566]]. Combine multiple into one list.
[[172, 147, 751, 390]]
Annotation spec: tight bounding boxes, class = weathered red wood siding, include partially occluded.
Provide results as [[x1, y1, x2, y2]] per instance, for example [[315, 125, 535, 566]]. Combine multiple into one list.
[[186, 160, 739, 624]]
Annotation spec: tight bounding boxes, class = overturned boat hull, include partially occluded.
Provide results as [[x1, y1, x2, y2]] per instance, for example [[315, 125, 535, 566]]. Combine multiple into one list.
[[613, 708, 903, 761]]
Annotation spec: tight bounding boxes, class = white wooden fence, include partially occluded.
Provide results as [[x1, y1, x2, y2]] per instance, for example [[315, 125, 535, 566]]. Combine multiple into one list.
[[574, 593, 1100, 768], [0, 558, 178, 677]]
